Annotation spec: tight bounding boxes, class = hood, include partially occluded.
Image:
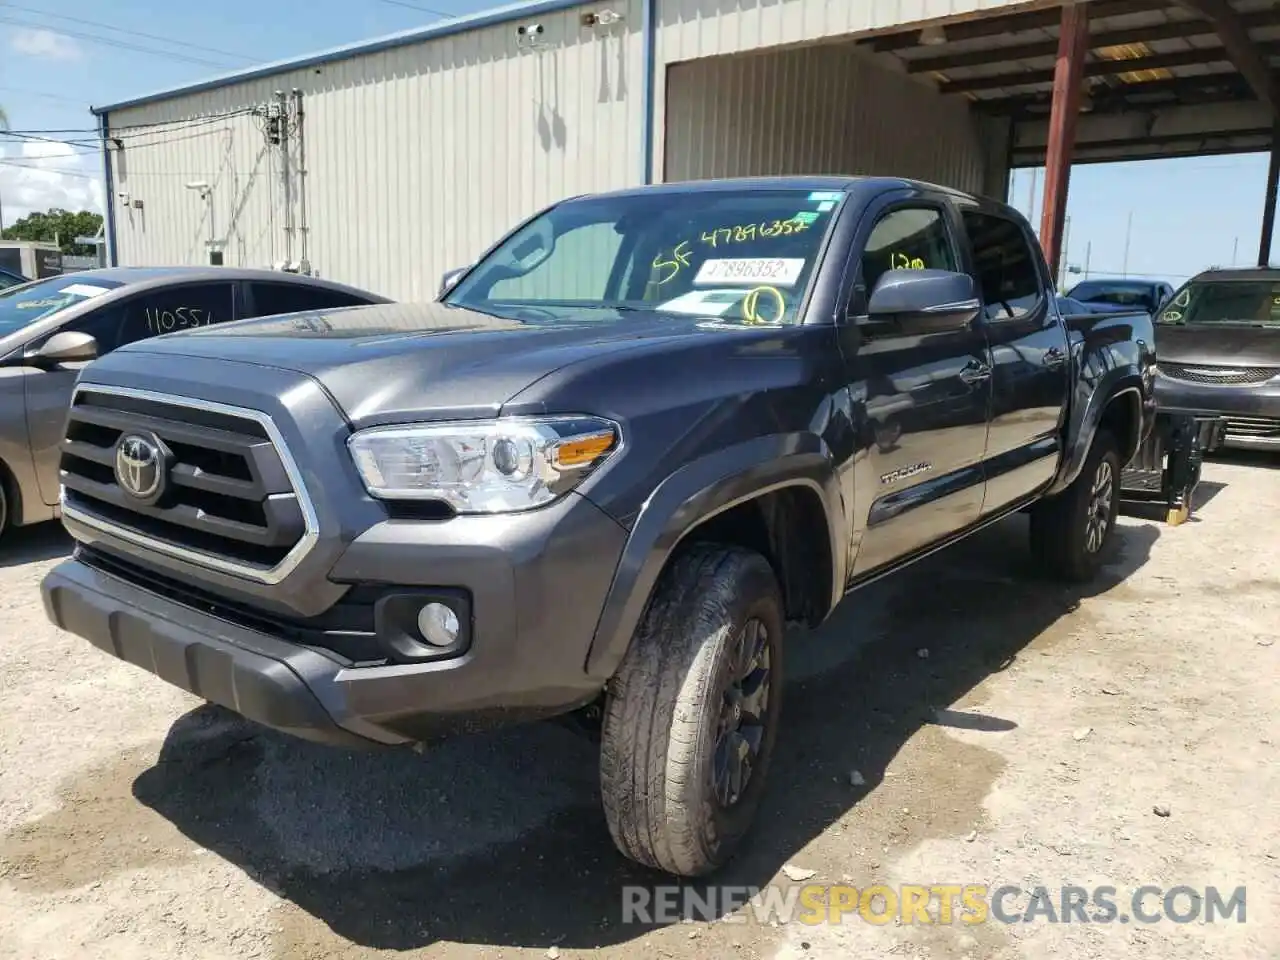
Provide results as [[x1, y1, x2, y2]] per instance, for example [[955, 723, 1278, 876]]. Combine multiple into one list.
[[116, 301, 751, 425], [1155, 323, 1280, 367]]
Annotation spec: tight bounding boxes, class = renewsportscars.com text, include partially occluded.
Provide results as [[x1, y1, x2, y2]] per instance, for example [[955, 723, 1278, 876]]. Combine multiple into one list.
[[621, 884, 1247, 926]]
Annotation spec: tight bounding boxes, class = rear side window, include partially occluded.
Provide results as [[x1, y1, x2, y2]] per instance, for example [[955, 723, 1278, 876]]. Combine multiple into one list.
[[961, 211, 1042, 320], [247, 282, 375, 318]]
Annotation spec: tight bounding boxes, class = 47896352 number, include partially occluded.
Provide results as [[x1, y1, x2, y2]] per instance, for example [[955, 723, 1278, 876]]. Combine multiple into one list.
[[145, 306, 214, 334]]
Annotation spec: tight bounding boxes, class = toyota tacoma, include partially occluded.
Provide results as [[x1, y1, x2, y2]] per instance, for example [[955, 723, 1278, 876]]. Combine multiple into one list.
[[41, 177, 1155, 876]]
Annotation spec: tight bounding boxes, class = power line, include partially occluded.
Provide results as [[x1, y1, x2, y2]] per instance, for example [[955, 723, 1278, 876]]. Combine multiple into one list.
[[0, 130, 99, 153], [7, 106, 257, 137], [376, 0, 455, 16], [0, 84, 88, 107], [0, 158, 99, 179], [0, 14, 238, 68], [0, 2, 255, 63]]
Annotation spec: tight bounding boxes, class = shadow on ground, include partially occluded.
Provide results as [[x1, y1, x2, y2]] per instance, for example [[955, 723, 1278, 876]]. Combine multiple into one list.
[[104, 515, 1159, 952], [0, 521, 71, 568]]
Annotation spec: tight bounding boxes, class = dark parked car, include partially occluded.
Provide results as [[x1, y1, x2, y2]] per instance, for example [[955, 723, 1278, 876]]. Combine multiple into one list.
[[0, 266, 390, 538], [0, 266, 28, 290], [1067, 278, 1174, 314], [1152, 267, 1280, 451], [41, 177, 1153, 876]]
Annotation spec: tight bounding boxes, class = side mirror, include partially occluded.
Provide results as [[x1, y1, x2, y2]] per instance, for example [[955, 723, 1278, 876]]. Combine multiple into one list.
[[439, 266, 469, 297], [862, 269, 980, 337], [30, 330, 99, 366]]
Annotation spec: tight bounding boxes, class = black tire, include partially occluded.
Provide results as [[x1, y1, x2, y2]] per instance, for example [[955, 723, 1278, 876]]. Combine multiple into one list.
[[0, 479, 7, 539], [1029, 429, 1121, 583], [599, 543, 784, 877]]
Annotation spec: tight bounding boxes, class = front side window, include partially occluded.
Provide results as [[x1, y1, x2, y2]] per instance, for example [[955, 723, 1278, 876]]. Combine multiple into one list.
[[961, 211, 1042, 321], [445, 188, 846, 326], [1157, 278, 1280, 328], [0, 275, 123, 337], [861, 206, 958, 297]]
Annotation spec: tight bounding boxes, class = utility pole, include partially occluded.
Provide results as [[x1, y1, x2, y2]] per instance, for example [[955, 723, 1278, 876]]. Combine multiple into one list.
[[1059, 215, 1072, 292], [277, 90, 293, 268], [1122, 211, 1133, 278], [1232, 236, 1239, 266], [1083, 240, 1091, 281], [1027, 168, 1039, 223]]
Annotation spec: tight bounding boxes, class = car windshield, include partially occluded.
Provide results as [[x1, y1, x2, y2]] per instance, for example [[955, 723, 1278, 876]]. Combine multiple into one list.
[[1156, 278, 1280, 328], [0, 270, 27, 291], [1066, 281, 1156, 309], [444, 188, 845, 326], [0, 275, 122, 336]]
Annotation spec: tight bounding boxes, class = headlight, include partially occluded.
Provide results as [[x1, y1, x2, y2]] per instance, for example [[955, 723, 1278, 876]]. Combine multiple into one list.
[[347, 416, 619, 513]]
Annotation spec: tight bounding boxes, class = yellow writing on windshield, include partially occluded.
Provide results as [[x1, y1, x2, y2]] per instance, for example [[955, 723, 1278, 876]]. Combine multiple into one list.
[[742, 285, 786, 324], [890, 252, 926, 270], [701, 219, 812, 249], [651, 240, 694, 285]]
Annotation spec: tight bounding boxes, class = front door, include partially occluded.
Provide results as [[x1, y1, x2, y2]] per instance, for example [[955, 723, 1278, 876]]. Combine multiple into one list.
[[26, 281, 236, 504], [957, 207, 1071, 516], [839, 198, 993, 580]]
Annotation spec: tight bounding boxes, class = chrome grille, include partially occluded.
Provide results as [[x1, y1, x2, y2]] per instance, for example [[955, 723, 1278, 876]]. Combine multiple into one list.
[[58, 384, 317, 583], [1224, 417, 1280, 440], [1159, 362, 1276, 386]]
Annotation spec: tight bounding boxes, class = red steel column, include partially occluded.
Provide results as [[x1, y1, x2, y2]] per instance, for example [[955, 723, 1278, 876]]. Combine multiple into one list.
[[1039, 2, 1090, 285]]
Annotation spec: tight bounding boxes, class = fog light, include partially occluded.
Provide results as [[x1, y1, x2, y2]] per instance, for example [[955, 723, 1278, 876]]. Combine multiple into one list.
[[417, 602, 460, 647]]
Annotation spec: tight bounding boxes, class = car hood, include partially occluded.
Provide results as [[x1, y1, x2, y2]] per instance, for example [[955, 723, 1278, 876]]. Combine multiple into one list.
[[1155, 323, 1280, 367], [118, 301, 757, 425]]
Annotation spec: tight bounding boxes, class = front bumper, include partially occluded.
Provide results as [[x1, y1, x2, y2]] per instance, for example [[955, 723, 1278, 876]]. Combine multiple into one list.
[[1153, 375, 1280, 451], [43, 491, 629, 748]]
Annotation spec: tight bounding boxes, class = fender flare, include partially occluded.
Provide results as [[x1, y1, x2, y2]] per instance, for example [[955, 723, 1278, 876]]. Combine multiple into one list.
[[1048, 373, 1147, 496], [584, 433, 845, 682]]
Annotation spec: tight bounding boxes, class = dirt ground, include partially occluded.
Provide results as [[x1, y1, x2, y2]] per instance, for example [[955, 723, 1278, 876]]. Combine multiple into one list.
[[1, 454, 1277, 960]]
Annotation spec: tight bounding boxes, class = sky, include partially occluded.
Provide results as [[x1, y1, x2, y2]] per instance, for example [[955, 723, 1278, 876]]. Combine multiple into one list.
[[1, 0, 1276, 285]]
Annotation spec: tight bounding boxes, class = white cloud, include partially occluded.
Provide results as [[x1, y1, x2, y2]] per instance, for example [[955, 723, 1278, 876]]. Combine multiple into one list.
[[0, 140, 105, 230], [9, 27, 83, 61]]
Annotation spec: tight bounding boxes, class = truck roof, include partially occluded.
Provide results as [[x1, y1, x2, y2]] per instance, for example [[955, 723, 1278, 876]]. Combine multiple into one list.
[[580, 175, 989, 205], [1190, 266, 1280, 283]]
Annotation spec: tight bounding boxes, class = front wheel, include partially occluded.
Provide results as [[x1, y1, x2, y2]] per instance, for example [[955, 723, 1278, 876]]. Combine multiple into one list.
[[1029, 429, 1121, 583], [599, 543, 784, 877]]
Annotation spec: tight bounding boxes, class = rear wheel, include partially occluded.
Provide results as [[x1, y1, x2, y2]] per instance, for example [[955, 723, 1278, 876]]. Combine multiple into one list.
[[0, 478, 8, 540], [599, 543, 784, 877], [1029, 429, 1121, 582]]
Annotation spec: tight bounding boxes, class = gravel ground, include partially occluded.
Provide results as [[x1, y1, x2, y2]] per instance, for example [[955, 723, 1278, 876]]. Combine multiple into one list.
[[1, 453, 1277, 960]]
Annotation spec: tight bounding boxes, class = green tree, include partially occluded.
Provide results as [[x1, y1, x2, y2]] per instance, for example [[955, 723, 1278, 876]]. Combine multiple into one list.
[[1, 208, 104, 255]]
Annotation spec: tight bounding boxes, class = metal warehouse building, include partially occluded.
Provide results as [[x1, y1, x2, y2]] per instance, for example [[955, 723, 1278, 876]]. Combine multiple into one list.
[[91, 0, 1280, 299]]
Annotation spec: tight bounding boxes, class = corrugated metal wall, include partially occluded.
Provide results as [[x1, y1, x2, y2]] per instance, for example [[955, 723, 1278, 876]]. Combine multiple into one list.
[[662, 44, 996, 193], [655, 0, 1036, 63], [650, 0, 1033, 180], [106, 0, 644, 300]]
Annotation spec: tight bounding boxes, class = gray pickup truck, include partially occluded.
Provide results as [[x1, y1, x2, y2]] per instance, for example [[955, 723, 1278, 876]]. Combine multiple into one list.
[[41, 176, 1155, 877]]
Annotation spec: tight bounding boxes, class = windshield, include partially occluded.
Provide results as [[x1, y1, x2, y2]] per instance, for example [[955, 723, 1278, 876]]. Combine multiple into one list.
[[1156, 278, 1280, 328], [0, 275, 122, 336], [1066, 280, 1157, 309], [444, 188, 845, 325], [0, 270, 27, 291]]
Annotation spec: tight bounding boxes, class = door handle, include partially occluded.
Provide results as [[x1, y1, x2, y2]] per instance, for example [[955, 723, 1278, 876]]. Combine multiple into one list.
[[959, 361, 991, 385], [1044, 347, 1067, 368]]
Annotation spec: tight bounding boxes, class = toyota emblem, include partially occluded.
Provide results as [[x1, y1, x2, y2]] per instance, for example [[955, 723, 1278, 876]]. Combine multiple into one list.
[[114, 433, 165, 500]]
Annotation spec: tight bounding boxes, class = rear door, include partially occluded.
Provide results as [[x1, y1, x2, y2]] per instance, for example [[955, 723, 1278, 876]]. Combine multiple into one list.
[[957, 205, 1070, 516], [25, 281, 236, 504]]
